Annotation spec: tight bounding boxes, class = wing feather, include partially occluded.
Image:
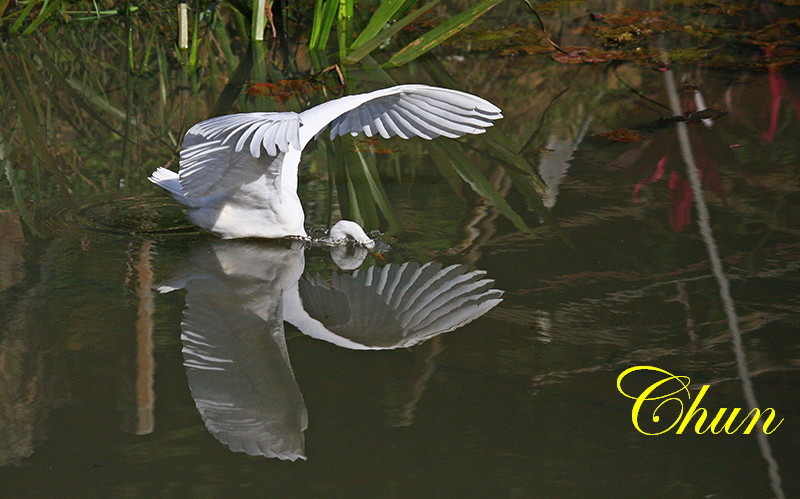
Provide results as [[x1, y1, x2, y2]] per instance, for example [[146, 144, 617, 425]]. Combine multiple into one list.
[[236, 121, 264, 157], [403, 94, 497, 128], [297, 262, 503, 349], [300, 85, 502, 145], [263, 122, 281, 156], [248, 122, 271, 158], [358, 106, 374, 137], [396, 104, 447, 139], [413, 86, 502, 113], [374, 110, 403, 139], [372, 114, 390, 139], [410, 93, 501, 122], [174, 86, 500, 200], [385, 108, 420, 139], [394, 100, 464, 138], [177, 112, 300, 199]]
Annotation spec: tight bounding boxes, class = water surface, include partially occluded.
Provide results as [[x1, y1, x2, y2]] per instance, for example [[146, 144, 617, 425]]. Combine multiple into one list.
[[1, 0, 799, 496]]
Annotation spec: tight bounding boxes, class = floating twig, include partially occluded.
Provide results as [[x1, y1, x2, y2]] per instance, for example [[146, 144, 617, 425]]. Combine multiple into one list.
[[520, 0, 570, 56]]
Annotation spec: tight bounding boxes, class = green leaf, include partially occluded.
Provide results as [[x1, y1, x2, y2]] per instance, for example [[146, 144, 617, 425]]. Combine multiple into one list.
[[10, 0, 39, 34], [21, 0, 65, 36], [0, 0, 12, 18], [309, 0, 339, 51], [428, 140, 532, 234], [352, 144, 398, 226], [430, 152, 465, 196], [330, 137, 380, 229], [345, 0, 441, 65], [341, 138, 380, 229], [350, 0, 409, 50], [251, 0, 267, 41], [337, 0, 355, 61], [387, 0, 504, 67]]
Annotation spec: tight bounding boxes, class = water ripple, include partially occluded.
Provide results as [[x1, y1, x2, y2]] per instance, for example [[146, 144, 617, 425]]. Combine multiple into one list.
[[34, 196, 197, 237]]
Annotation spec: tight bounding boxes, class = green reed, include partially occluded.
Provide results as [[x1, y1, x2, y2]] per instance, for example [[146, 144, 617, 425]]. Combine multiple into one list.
[[0, 0, 558, 237]]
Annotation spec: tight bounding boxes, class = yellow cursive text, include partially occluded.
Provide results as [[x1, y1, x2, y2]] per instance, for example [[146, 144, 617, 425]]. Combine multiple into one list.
[[617, 366, 784, 436]]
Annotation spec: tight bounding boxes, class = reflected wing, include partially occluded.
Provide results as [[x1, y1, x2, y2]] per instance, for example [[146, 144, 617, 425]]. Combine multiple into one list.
[[181, 287, 307, 460], [178, 112, 300, 199], [299, 85, 503, 144], [175, 240, 308, 460], [298, 262, 503, 349]]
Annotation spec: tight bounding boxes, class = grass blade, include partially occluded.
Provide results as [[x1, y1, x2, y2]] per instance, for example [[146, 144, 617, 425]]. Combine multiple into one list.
[[387, 0, 504, 67], [337, 0, 354, 61], [341, 139, 379, 229], [0, 0, 12, 18], [330, 137, 379, 229], [178, 3, 189, 49], [352, 142, 398, 226], [252, 0, 267, 41], [3, 162, 41, 237], [21, 0, 65, 36], [211, 13, 237, 69], [344, 0, 441, 65], [0, 48, 69, 196], [10, 0, 39, 34], [349, 0, 408, 50], [309, 0, 339, 52], [428, 139, 531, 234]]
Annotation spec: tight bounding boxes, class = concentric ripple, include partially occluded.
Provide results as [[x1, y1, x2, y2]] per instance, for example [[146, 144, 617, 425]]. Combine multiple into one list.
[[34, 196, 197, 237]]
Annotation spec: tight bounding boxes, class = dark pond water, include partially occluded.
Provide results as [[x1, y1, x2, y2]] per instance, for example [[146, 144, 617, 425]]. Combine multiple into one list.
[[1, 0, 799, 497]]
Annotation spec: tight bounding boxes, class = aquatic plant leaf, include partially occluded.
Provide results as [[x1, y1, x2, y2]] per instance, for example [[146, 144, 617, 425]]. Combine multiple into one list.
[[498, 44, 551, 56], [352, 143, 398, 226], [552, 48, 626, 64], [0, 0, 11, 18], [435, 24, 551, 56], [343, 162, 379, 229], [350, 0, 412, 50], [8, 0, 38, 33], [327, 137, 381, 229], [344, 0, 441, 64], [428, 140, 532, 234], [599, 9, 669, 26], [1, 148, 40, 237], [244, 78, 335, 103], [664, 47, 709, 63], [586, 8, 687, 45], [601, 129, 646, 143], [309, 0, 340, 51], [21, 0, 65, 36], [351, 138, 399, 154], [695, 2, 750, 15], [749, 18, 800, 49], [387, 0, 504, 67], [535, 0, 586, 13]]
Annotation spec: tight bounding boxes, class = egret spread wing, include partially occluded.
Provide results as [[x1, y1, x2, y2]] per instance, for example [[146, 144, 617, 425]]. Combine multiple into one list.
[[178, 112, 300, 199], [297, 262, 503, 349], [298, 84, 503, 145]]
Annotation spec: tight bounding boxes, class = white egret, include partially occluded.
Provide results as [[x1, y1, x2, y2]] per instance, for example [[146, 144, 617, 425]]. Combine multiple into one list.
[[149, 84, 503, 244], [160, 239, 503, 458]]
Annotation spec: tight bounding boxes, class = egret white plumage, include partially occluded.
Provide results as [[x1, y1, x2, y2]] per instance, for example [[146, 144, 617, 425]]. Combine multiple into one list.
[[149, 84, 503, 243], [161, 239, 503, 458]]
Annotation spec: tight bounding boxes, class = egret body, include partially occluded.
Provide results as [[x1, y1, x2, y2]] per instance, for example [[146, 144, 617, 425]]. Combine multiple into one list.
[[149, 85, 503, 242]]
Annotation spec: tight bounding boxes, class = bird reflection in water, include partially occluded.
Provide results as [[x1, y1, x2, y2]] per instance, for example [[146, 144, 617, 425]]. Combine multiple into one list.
[[159, 239, 502, 460]]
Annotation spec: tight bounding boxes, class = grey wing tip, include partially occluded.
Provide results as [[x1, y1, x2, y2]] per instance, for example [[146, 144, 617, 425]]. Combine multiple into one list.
[[481, 102, 503, 114]]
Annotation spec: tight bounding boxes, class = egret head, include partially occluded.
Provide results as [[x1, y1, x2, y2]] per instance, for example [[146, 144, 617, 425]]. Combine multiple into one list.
[[327, 220, 376, 251]]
